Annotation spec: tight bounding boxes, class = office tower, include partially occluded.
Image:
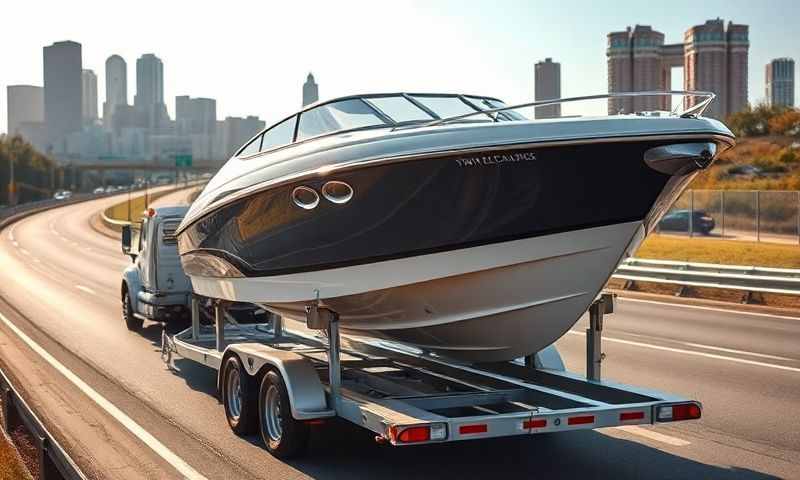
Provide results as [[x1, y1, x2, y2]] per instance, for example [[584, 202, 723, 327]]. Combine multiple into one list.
[[607, 19, 749, 119], [81, 69, 98, 122], [134, 53, 168, 129], [534, 58, 561, 119], [7, 85, 44, 135], [222, 116, 266, 158], [103, 54, 128, 128], [176, 96, 216, 136], [43, 40, 82, 151], [766, 58, 795, 107], [302, 73, 319, 107]]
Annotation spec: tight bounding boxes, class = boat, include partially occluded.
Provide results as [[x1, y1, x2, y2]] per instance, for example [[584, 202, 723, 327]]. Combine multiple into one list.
[[175, 91, 735, 362]]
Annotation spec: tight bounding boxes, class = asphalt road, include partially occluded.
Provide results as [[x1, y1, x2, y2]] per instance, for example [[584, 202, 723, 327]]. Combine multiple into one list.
[[0, 192, 798, 479]]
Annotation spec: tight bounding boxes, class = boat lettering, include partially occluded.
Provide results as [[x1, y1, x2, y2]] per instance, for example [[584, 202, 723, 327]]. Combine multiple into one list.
[[455, 152, 536, 167]]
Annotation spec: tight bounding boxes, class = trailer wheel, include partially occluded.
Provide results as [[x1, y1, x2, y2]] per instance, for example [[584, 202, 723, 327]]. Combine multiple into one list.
[[122, 290, 143, 331], [222, 356, 257, 435], [259, 370, 309, 458]]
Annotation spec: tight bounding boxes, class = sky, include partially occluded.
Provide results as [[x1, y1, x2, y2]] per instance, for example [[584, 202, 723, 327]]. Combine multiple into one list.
[[1, 0, 798, 134]]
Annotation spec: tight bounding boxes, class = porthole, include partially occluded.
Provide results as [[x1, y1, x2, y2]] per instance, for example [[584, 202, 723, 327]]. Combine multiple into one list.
[[321, 181, 354, 204], [291, 186, 319, 210]]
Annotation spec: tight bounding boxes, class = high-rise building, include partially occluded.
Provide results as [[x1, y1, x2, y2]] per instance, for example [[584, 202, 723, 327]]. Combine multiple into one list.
[[221, 115, 265, 158], [103, 54, 128, 128], [534, 58, 561, 119], [176, 96, 216, 136], [766, 58, 795, 107], [7, 85, 44, 135], [134, 53, 168, 129], [607, 19, 749, 119], [43, 40, 82, 152], [302, 73, 319, 107], [81, 69, 98, 123]]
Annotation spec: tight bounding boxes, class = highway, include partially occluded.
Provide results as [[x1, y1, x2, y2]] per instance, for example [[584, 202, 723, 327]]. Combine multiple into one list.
[[0, 192, 798, 479]]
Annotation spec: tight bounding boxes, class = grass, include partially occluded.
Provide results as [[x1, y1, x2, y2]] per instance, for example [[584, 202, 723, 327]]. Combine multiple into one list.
[[0, 435, 30, 480], [636, 234, 800, 268]]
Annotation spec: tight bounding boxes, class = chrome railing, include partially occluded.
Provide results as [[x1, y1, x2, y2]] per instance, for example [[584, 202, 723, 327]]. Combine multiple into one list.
[[425, 90, 717, 127]]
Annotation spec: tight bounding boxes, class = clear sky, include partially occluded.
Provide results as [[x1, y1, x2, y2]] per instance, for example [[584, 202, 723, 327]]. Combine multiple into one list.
[[1, 0, 798, 133]]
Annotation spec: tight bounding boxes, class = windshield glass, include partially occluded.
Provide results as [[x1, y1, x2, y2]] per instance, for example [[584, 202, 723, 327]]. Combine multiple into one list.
[[410, 95, 489, 120], [297, 99, 386, 141], [484, 99, 527, 120], [366, 96, 433, 123]]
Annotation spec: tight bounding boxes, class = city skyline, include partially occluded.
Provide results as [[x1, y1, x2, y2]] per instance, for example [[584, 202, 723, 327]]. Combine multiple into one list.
[[1, 0, 799, 135]]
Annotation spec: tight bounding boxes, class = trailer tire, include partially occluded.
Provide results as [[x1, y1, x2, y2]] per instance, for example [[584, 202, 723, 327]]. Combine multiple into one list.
[[222, 356, 258, 435], [122, 290, 143, 331], [259, 370, 309, 459]]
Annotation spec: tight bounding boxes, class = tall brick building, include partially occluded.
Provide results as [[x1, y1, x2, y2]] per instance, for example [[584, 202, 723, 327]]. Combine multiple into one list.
[[607, 19, 749, 119]]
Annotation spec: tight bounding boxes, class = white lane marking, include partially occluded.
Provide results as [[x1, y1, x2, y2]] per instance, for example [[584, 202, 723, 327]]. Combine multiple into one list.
[[616, 331, 798, 362], [567, 331, 800, 373], [618, 297, 800, 322], [0, 311, 208, 480], [612, 425, 691, 446], [74, 285, 97, 296]]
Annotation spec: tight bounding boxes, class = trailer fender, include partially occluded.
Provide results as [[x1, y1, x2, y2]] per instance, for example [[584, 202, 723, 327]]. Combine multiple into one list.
[[535, 345, 565, 371], [220, 344, 335, 420], [122, 265, 142, 314]]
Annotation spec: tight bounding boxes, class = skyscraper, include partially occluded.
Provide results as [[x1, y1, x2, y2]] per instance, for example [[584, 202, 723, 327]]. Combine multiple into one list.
[[607, 19, 749, 119], [134, 53, 168, 129], [684, 19, 749, 119], [176, 96, 216, 136], [766, 58, 795, 107], [7, 85, 44, 135], [534, 58, 561, 119], [103, 54, 128, 128], [81, 69, 98, 123], [302, 73, 319, 107], [43, 40, 82, 151]]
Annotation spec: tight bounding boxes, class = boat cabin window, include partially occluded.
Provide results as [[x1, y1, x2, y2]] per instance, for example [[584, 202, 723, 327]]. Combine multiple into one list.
[[238, 133, 263, 157], [365, 96, 434, 123], [410, 95, 489, 121], [260, 115, 297, 152], [297, 99, 387, 141]]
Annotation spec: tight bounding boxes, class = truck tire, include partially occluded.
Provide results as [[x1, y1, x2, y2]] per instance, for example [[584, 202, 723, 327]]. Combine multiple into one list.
[[222, 356, 257, 435], [122, 290, 143, 331], [259, 370, 309, 458]]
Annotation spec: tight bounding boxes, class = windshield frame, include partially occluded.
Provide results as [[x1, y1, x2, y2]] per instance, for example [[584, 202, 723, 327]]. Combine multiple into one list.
[[236, 92, 510, 159]]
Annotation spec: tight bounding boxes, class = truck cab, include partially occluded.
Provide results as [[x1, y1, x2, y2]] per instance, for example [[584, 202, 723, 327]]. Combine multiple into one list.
[[121, 206, 192, 330]]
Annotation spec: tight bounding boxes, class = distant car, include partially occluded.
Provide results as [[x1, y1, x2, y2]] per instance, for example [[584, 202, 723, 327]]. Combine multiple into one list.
[[53, 190, 73, 200], [659, 210, 715, 235], [93, 187, 106, 194], [105, 185, 118, 193]]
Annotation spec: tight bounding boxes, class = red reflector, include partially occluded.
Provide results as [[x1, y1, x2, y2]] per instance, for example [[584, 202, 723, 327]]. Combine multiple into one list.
[[396, 426, 430, 443], [620, 411, 645, 421], [459, 424, 488, 435], [672, 403, 701, 421], [523, 419, 547, 429], [568, 415, 595, 426]]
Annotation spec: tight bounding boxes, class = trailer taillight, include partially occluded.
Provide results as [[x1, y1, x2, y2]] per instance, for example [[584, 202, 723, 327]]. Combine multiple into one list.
[[656, 402, 702, 422], [388, 423, 447, 444]]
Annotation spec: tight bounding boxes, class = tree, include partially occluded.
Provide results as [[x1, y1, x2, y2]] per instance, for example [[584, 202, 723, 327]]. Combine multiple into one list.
[[0, 134, 56, 205]]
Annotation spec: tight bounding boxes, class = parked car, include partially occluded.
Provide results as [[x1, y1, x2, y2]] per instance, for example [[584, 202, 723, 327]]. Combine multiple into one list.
[[93, 187, 106, 194], [53, 190, 73, 200], [658, 209, 715, 235]]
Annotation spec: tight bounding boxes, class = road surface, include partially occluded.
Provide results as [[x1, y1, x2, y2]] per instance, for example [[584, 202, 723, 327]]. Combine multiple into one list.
[[0, 192, 798, 479]]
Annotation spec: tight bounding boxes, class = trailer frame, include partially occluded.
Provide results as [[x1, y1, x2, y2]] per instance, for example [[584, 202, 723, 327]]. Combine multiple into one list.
[[162, 292, 702, 456]]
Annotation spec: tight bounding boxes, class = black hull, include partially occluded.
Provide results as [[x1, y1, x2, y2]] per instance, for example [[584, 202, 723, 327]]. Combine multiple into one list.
[[178, 138, 718, 278]]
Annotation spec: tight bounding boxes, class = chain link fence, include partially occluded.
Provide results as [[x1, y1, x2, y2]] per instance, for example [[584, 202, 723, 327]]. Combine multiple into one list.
[[655, 190, 800, 245]]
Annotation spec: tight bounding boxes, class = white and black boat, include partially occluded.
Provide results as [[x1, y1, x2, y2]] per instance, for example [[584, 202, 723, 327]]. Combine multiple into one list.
[[176, 91, 735, 362]]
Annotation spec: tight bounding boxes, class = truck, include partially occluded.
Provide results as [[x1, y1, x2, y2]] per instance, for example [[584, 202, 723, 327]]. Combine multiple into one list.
[[120, 206, 193, 331]]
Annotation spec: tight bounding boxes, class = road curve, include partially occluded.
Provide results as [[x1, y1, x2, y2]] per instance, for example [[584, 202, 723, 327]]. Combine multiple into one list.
[[0, 193, 798, 479]]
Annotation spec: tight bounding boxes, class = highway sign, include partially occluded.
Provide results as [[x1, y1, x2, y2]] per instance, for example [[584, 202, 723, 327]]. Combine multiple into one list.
[[175, 154, 193, 167]]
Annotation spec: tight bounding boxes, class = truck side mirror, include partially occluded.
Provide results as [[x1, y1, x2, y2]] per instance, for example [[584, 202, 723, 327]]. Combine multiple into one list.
[[121, 225, 136, 261]]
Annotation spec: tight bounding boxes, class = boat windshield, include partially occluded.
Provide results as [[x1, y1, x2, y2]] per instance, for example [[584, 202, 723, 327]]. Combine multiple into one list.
[[297, 99, 387, 141]]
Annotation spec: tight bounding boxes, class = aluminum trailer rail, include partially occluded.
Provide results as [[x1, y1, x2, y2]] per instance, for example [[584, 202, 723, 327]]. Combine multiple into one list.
[[161, 293, 703, 459]]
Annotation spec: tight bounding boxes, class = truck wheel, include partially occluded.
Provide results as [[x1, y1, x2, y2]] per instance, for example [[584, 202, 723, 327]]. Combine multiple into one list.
[[222, 356, 257, 435], [259, 370, 309, 458], [122, 290, 143, 331]]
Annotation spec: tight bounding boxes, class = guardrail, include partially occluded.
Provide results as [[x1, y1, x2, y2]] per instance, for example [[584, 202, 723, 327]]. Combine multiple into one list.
[[1, 369, 87, 480], [613, 258, 800, 299]]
